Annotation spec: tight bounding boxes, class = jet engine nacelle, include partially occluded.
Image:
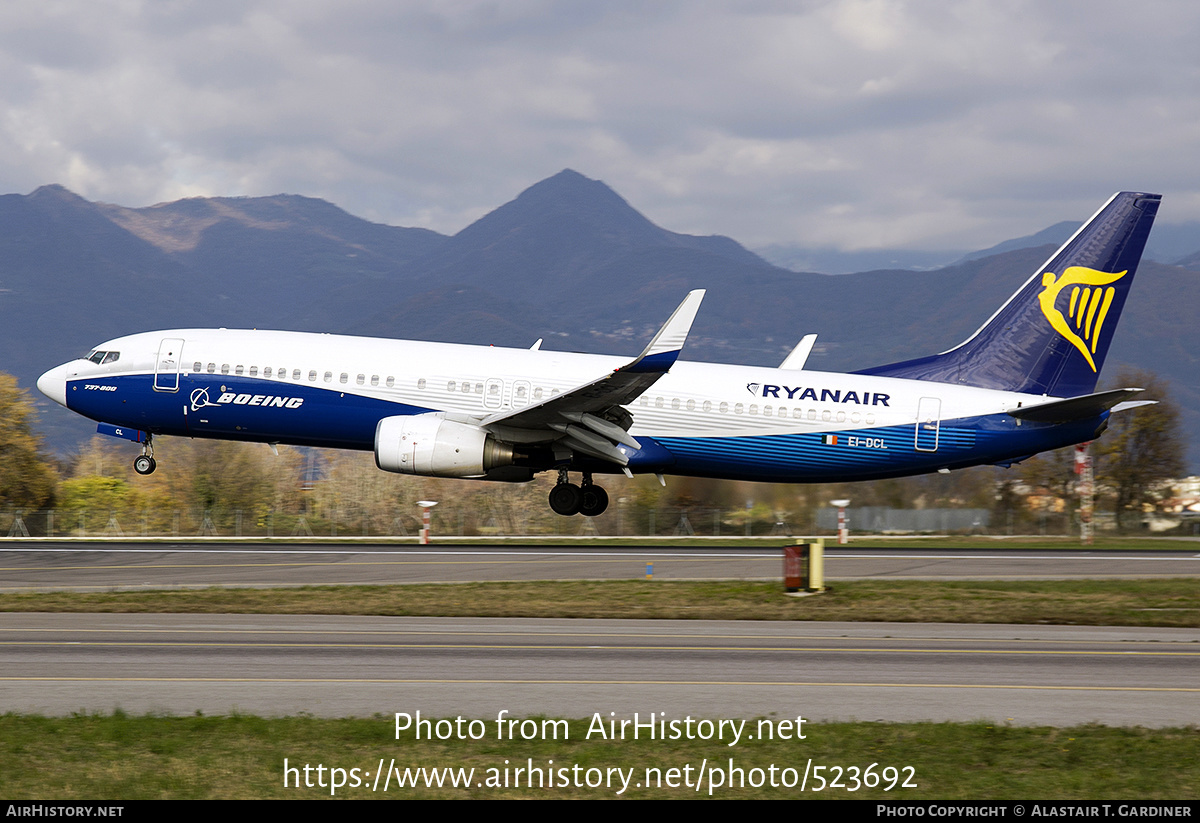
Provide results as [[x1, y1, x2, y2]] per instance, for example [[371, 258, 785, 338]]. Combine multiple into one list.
[[374, 414, 515, 477]]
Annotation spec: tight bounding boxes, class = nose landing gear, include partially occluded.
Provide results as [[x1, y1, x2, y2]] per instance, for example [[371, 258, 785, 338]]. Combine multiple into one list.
[[133, 435, 156, 475], [548, 469, 609, 516]]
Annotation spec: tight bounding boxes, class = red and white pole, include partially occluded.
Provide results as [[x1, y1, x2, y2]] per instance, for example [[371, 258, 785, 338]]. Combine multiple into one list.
[[417, 500, 438, 545], [1075, 444, 1093, 546], [831, 498, 850, 544]]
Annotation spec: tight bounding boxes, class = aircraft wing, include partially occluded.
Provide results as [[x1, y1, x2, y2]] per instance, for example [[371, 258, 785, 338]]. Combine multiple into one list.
[[479, 290, 705, 465]]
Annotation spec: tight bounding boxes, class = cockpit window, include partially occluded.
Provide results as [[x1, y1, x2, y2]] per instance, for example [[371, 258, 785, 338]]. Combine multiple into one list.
[[86, 350, 120, 364], [87, 351, 104, 364], [101, 352, 120, 365]]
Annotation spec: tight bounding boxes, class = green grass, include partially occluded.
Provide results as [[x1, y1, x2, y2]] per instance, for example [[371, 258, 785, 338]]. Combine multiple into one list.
[[2, 578, 1198, 626], [0, 713, 1195, 799]]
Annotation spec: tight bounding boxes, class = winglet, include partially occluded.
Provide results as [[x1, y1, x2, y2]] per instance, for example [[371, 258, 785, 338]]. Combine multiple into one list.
[[780, 334, 817, 370], [620, 289, 705, 374]]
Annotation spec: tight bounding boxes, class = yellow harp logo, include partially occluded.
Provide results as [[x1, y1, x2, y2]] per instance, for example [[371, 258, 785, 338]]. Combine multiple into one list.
[[1037, 266, 1127, 372]]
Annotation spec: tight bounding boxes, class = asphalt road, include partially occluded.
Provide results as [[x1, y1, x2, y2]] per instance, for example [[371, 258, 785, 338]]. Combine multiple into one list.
[[1, 541, 1198, 590], [2, 613, 1196, 726]]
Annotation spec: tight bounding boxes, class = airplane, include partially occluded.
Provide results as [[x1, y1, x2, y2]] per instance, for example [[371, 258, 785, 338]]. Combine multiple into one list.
[[38, 191, 1160, 517]]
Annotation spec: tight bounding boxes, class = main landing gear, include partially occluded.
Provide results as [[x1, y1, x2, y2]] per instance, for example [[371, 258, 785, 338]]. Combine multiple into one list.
[[133, 434, 156, 476], [548, 469, 609, 517]]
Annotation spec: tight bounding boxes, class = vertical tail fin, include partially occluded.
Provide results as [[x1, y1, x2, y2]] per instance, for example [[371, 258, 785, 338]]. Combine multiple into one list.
[[855, 192, 1160, 397]]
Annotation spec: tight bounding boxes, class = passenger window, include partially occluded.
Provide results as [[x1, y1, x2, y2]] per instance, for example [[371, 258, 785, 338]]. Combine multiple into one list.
[[221, 364, 230, 375], [749, 404, 758, 415], [339, 372, 348, 384], [417, 378, 426, 390], [535, 387, 544, 399], [702, 401, 712, 413], [207, 363, 216, 373], [719, 402, 729, 414], [822, 410, 831, 422], [735, 403, 744, 414], [370, 375, 379, 386], [475, 384, 483, 395], [808, 409, 816, 420], [386, 376, 395, 388], [308, 370, 317, 382], [235, 365, 244, 376], [836, 411, 846, 423], [763, 405, 772, 417], [263, 367, 272, 378], [192, 362, 202, 372], [462, 382, 472, 394], [686, 399, 695, 411], [356, 374, 365, 385], [292, 369, 300, 380], [323, 371, 332, 383], [447, 380, 456, 392], [249, 366, 258, 377], [655, 397, 663, 408]]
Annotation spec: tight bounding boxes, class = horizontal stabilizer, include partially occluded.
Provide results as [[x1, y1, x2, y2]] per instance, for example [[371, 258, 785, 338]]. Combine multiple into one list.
[[1110, 399, 1157, 414], [1007, 388, 1146, 423]]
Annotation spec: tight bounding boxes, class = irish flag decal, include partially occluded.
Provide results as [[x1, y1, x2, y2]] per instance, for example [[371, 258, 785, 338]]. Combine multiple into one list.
[[821, 434, 838, 445]]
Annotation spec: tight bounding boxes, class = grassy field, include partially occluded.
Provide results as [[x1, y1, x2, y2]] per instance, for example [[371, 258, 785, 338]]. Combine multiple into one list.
[[1, 713, 1196, 799], [2, 578, 1198, 627]]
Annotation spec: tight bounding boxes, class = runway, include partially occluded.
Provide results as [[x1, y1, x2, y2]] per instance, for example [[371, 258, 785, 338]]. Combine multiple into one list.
[[1, 614, 1196, 726], [1, 541, 1198, 590], [2, 542, 1196, 725]]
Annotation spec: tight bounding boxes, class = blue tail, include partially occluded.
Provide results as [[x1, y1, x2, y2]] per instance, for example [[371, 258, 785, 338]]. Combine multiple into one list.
[[855, 192, 1160, 397]]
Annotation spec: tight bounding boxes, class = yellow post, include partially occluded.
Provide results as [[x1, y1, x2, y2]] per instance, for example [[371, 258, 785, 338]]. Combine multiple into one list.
[[809, 538, 825, 591]]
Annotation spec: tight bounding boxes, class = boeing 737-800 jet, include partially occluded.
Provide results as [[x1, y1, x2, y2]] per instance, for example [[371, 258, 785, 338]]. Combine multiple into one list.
[[38, 191, 1160, 517]]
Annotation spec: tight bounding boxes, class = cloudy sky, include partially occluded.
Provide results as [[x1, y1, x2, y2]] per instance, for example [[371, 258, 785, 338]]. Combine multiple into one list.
[[2, 1, 1197, 251]]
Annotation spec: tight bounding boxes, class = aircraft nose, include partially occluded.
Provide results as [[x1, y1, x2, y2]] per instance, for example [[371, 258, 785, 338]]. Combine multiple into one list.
[[37, 363, 70, 407]]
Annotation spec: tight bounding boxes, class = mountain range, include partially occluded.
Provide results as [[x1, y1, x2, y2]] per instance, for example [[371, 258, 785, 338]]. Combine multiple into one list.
[[3, 170, 1196, 472]]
